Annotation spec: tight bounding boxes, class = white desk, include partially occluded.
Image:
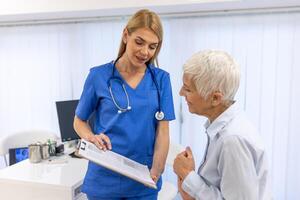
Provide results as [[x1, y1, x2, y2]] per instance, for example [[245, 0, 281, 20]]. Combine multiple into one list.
[[0, 155, 88, 200]]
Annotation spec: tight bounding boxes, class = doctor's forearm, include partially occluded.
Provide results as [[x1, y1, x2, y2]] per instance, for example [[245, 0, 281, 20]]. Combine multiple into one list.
[[152, 122, 170, 173], [73, 116, 94, 140]]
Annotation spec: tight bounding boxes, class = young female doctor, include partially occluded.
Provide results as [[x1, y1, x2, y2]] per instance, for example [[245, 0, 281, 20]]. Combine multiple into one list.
[[73, 9, 175, 200]]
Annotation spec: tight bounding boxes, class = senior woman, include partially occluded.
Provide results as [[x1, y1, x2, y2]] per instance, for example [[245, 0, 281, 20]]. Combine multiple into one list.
[[173, 50, 271, 200]]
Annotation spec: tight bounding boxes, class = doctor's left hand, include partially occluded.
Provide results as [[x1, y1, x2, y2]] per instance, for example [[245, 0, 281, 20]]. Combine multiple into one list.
[[88, 133, 112, 151], [150, 168, 161, 184]]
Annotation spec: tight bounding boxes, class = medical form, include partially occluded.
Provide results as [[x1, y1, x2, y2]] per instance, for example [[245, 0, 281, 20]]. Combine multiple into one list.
[[78, 139, 157, 189]]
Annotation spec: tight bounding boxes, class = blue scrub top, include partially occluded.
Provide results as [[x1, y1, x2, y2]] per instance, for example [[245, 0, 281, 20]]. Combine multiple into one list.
[[76, 61, 175, 198]]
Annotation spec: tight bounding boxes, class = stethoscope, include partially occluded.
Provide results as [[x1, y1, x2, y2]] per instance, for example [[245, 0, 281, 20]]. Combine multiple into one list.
[[108, 57, 164, 121]]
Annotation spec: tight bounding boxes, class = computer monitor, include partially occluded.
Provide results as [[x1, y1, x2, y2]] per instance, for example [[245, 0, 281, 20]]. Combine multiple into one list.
[[56, 100, 80, 142], [9, 147, 29, 165]]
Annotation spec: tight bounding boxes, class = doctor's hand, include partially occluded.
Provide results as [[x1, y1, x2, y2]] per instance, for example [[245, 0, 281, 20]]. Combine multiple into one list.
[[150, 168, 161, 184], [87, 133, 112, 151], [173, 147, 195, 180]]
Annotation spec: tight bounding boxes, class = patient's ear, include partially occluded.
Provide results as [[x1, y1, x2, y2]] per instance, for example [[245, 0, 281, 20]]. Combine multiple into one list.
[[211, 92, 223, 106]]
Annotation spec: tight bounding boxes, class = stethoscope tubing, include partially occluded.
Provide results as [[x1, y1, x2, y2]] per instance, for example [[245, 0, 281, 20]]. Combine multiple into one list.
[[108, 78, 131, 113], [108, 57, 164, 120]]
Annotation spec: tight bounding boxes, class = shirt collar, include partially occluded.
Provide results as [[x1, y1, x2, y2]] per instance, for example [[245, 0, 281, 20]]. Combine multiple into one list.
[[204, 102, 240, 139]]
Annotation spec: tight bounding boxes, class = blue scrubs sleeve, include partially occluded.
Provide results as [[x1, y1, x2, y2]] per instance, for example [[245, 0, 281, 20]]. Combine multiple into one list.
[[76, 69, 98, 121], [161, 73, 175, 121]]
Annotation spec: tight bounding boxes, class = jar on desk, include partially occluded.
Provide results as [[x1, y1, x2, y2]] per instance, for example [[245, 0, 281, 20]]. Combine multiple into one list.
[[41, 143, 50, 159], [29, 142, 53, 163], [28, 143, 42, 163]]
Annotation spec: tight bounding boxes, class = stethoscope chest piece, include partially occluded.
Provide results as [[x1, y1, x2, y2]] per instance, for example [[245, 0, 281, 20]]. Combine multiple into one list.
[[117, 106, 131, 114], [110, 58, 164, 120], [155, 111, 164, 121]]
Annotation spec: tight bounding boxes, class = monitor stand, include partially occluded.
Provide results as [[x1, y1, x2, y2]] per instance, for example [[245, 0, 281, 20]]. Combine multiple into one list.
[[63, 140, 83, 159], [63, 140, 79, 154]]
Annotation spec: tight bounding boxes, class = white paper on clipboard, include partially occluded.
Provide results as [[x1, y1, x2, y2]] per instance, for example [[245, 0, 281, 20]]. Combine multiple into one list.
[[78, 139, 157, 189]]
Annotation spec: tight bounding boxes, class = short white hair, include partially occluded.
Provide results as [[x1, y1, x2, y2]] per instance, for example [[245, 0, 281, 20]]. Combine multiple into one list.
[[183, 50, 240, 101]]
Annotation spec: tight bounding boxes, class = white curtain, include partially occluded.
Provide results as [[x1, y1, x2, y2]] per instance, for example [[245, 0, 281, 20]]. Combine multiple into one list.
[[0, 21, 125, 134], [1, 11, 300, 199]]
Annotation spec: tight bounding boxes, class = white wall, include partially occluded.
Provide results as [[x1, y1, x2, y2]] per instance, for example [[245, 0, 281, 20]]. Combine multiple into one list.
[[0, 8, 300, 200]]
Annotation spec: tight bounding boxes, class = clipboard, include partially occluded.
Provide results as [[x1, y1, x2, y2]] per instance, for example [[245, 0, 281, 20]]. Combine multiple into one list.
[[78, 139, 157, 189]]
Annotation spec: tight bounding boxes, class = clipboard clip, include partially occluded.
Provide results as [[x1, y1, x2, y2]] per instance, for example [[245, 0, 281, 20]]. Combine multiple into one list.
[[80, 140, 86, 151]]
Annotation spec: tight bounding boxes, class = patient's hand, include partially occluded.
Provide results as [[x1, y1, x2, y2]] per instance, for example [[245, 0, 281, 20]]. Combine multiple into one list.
[[178, 177, 195, 200], [173, 147, 195, 180]]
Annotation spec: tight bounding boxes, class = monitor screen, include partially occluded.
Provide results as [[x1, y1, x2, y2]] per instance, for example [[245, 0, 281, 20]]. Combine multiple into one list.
[[9, 147, 28, 165], [56, 100, 80, 142]]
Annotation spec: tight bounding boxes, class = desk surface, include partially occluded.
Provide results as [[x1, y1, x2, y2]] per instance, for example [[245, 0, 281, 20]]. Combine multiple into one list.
[[0, 155, 88, 186], [0, 155, 88, 200]]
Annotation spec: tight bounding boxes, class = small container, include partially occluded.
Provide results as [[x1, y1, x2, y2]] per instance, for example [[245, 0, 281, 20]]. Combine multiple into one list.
[[41, 143, 50, 159], [48, 140, 57, 156], [28, 143, 42, 163]]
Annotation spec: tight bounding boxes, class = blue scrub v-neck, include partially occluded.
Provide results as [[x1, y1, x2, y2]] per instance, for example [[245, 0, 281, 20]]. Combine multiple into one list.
[[114, 64, 148, 91]]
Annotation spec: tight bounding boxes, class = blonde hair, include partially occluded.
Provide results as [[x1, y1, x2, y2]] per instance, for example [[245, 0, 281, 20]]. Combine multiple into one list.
[[183, 50, 240, 101], [117, 9, 163, 66]]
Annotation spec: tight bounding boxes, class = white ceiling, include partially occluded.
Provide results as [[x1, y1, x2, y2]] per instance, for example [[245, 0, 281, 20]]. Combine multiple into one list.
[[0, 0, 235, 15], [0, 0, 300, 24]]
